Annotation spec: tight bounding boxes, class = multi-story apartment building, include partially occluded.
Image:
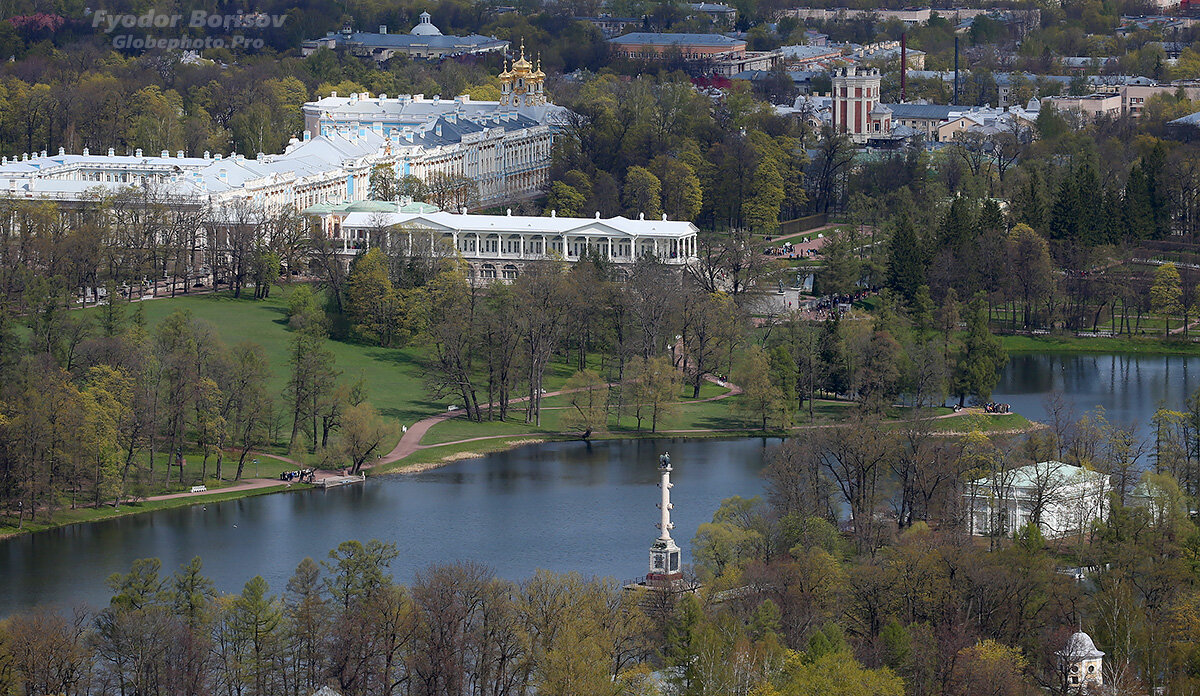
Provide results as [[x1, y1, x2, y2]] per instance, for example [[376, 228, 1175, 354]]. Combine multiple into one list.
[[608, 32, 782, 76]]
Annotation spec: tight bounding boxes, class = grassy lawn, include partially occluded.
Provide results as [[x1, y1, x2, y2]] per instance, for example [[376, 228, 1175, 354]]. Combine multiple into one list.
[[136, 448, 300, 491], [921, 413, 1033, 433], [0, 484, 290, 539], [103, 289, 439, 426], [419, 395, 961, 446], [989, 310, 1174, 335], [999, 333, 1200, 356]]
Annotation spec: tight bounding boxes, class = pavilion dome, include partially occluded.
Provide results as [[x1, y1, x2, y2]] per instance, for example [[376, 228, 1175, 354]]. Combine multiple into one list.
[[410, 11, 442, 36], [1058, 631, 1105, 660]]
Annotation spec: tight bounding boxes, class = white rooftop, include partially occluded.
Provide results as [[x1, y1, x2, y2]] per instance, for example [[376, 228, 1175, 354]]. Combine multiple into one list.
[[340, 211, 699, 238]]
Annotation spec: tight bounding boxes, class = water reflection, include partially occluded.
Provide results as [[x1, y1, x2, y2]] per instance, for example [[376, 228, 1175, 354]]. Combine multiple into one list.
[[994, 353, 1199, 439], [0, 438, 776, 615], [4, 353, 1194, 617]]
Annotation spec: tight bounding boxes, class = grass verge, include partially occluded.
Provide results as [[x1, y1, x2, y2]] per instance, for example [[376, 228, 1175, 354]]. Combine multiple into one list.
[[0, 484, 293, 539], [999, 334, 1200, 356]]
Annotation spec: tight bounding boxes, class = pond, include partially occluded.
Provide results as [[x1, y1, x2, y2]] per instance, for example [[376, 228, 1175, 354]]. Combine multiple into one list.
[[2, 352, 1197, 616]]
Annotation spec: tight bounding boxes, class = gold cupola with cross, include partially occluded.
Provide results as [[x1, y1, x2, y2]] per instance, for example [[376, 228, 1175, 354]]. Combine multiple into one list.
[[500, 39, 546, 108]]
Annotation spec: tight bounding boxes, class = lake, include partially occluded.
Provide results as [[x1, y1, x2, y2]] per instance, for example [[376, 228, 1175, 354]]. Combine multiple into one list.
[[0, 438, 777, 615], [1, 352, 1198, 616], [993, 353, 1200, 439]]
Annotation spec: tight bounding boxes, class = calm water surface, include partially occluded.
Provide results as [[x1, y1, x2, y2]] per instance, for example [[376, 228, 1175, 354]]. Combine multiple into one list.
[[0, 438, 775, 615], [993, 353, 1200, 439], [2, 353, 1198, 615]]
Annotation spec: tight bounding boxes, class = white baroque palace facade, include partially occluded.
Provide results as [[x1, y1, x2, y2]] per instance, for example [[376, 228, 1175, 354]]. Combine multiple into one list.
[[0, 48, 565, 213], [331, 209, 699, 281]]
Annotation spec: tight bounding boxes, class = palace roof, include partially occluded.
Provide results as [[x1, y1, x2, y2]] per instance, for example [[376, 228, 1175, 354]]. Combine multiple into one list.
[[340, 211, 699, 238]]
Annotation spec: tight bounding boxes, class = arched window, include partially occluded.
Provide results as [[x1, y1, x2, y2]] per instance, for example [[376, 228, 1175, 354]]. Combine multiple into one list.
[[502, 264, 518, 280]]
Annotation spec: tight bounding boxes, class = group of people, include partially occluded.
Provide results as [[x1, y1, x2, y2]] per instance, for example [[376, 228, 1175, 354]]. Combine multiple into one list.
[[951, 402, 1013, 413], [279, 469, 315, 483], [763, 242, 814, 259]]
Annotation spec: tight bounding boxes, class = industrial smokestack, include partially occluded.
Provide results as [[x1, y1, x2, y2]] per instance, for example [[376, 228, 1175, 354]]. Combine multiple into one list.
[[953, 36, 959, 105], [901, 32, 907, 103]]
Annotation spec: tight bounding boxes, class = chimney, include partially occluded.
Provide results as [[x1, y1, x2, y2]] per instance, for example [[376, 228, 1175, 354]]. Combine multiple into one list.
[[135, 148, 142, 157], [177, 150, 184, 158], [203, 150, 210, 160], [331, 90, 337, 97], [506, 208, 512, 216], [551, 209, 556, 217], [161, 150, 169, 158], [82, 148, 89, 155], [639, 212, 645, 220], [108, 148, 115, 156], [303, 130, 311, 141], [58, 147, 64, 155], [218, 168, 227, 181], [953, 36, 960, 105], [379, 24, 387, 34]]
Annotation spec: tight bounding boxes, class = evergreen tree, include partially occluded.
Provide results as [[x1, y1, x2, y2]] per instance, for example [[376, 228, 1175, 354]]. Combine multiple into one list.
[[952, 293, 1008, 406], [939, 197, 975, 251], [1014, 169, 1047, 233], [885, 216, 925, 304]]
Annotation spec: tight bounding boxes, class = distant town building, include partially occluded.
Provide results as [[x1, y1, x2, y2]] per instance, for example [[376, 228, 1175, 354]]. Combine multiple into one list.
[[1042, 93, 1123, 123], [301, 12, 508, 62], [851, 41, 926, 69], [1120, 83, 1200, 117], [732, 69, 822, 95], [608, 32, 780, 76], [780, 7, 989, 25], [687, 2, 737, 24], [576, 14, 644, 39], [779, 43, 844, 68], [966, 461, 1110, 539], [1168, 109, 1200, 141], [609, 31, 744, 60]]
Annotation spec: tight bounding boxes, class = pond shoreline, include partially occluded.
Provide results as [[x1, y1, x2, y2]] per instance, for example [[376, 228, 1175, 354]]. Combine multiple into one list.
[[999, 334, 1200, 356], [0, 409, 1033, 541]]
